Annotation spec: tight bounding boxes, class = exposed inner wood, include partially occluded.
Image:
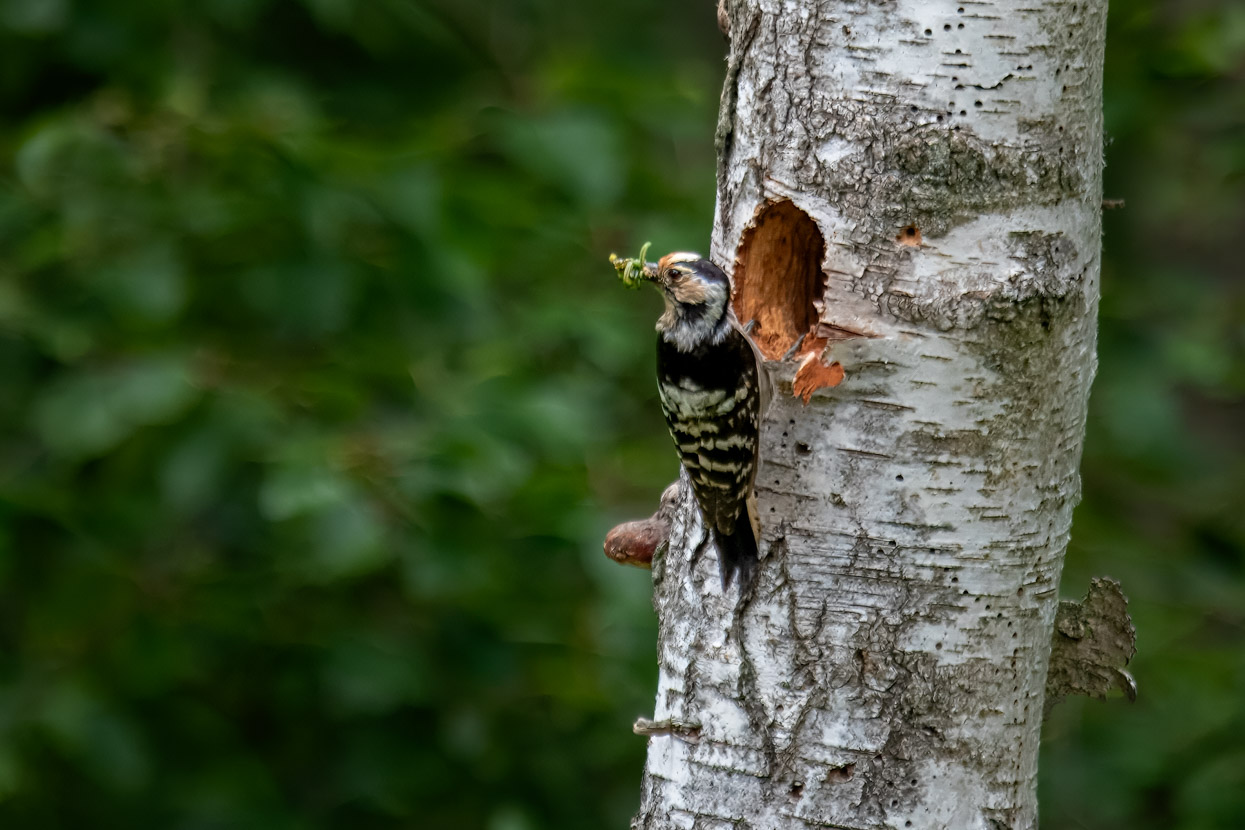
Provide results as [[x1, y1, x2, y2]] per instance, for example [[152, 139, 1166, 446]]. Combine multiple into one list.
[[731, 200, 826, 360], [896, 224, 922, 246]]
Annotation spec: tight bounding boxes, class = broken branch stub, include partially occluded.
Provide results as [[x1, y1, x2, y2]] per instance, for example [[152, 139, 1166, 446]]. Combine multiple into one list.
[[602, 482, 681, 569]]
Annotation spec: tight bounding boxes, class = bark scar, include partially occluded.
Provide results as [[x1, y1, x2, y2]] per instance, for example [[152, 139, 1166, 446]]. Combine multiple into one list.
[[714, 2, 762, 187]]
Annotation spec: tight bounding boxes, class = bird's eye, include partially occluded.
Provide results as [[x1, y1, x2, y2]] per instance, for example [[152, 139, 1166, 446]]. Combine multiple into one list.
[[666, 268, 682, 279]]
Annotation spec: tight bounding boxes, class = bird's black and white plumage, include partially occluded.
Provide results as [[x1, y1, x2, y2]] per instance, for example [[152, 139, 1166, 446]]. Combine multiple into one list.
[[644, 251, 768, 590]]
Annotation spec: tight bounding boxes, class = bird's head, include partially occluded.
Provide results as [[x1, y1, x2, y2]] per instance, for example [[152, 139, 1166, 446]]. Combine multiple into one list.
[[653, 251, 730, 315], [646, 252, 733, 349], [609, 245, 735, 349]]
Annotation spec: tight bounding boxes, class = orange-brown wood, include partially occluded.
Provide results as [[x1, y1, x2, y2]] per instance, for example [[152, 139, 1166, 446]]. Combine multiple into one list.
[[731, 200, 826, 361]]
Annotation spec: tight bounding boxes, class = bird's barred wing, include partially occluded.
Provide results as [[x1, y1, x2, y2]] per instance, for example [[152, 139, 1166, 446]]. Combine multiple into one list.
[[730, 312, 772, 419], [656, 335, 762, 537], [729, 312, 768, 541]]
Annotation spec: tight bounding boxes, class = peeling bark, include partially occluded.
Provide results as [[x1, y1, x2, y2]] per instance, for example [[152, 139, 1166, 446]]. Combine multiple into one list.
[[1045, 577, 1137, 716], [633, 1, 1110, 828]]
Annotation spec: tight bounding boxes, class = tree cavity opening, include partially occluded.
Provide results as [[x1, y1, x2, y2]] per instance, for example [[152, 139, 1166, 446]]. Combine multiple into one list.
[[732, 200, 826, 361]]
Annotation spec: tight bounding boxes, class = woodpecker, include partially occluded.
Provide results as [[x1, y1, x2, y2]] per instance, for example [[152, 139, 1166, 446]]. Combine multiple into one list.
[[623, 250, 768, 590]]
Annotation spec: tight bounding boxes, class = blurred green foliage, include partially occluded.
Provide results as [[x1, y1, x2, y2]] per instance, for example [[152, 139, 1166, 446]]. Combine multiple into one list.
[[0, 0, 1239, 828]]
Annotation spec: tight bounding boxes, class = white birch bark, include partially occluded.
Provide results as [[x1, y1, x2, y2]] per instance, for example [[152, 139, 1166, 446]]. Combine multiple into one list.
[[634, 1, 1107, 828]]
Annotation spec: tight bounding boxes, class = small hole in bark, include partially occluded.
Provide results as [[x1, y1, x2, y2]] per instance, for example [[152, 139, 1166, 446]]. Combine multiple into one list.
[[960, 110, 967, 116], [796, 442, 811, 454], [936, 115, 943, 122], [974, 100, 983, 107], [954, 48, 962, 54], [734, 200, 827, 360], [935, 642, 943, 650], [789, 782, 804, 798], [924, 28, 932, 35], [943, 23, 951, 30], [951, 576, 959, 582], [895, 474, 904, 481], [769, 506, 776, 513], [1055, 68, 1061, 76], [957, 5, 964, 11], [826, 764, 855, 783], [896, 225, 922, 246], [957, 22, 964, 28]]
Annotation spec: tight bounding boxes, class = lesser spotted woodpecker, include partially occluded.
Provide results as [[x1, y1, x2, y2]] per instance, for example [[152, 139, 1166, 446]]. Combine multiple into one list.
[[640, 251, 768, 590]]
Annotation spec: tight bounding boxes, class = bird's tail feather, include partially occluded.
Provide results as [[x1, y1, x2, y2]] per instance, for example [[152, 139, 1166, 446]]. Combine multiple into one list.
[[714, 510, 759, 592]]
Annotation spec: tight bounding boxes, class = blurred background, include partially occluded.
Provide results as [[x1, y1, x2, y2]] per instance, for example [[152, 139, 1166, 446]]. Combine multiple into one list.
[[0, 0, 1240, 827]]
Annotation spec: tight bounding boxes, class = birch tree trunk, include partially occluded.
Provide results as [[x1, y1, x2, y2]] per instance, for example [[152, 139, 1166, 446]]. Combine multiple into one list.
[[633, 1, 1108, 827]]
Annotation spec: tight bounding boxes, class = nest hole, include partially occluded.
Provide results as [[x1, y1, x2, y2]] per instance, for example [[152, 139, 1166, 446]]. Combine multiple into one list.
[[732, 200, 826, 360]]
